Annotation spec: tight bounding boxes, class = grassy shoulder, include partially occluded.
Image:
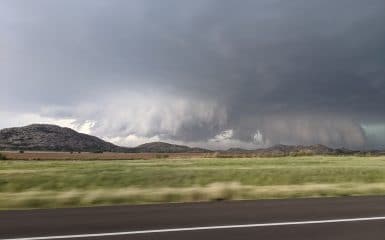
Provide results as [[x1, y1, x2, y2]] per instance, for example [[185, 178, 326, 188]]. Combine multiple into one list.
[[1, 156, 385, 209]]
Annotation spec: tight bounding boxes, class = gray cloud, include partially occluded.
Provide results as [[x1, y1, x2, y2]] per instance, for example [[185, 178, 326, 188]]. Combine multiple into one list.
[[1, 0, 384, 149]]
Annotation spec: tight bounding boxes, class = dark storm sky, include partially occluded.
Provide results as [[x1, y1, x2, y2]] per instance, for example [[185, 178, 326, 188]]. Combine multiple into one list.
[[1, 0, 385, 149]]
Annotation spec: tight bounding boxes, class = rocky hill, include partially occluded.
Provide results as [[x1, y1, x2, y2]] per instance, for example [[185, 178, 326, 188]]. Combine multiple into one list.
[[0, 124, 121, 152]]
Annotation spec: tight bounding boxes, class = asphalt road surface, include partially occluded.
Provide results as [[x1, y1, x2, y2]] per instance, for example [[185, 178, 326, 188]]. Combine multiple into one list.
[[1, 196, 385, 240]]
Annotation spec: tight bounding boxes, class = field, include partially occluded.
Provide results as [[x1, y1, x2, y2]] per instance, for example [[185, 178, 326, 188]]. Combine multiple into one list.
[[1, 156, 385, 210]]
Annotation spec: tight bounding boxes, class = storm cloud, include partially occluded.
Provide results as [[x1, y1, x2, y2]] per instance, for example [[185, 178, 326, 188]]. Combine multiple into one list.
[[1, 0, 385, 149]]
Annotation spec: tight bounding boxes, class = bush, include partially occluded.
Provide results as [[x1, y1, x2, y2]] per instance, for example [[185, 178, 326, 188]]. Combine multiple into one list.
[[0, 153, 7, 160]]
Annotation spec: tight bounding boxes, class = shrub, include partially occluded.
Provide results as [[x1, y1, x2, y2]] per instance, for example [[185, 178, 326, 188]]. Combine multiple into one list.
[[0, 153, 7, 160]]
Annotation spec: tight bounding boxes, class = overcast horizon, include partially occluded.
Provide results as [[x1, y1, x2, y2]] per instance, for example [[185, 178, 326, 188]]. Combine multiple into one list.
[[1, 0, 385, 150]]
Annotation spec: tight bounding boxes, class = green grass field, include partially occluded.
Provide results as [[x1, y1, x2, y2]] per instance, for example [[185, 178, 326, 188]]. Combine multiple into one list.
[[1, 156, 385, 210]]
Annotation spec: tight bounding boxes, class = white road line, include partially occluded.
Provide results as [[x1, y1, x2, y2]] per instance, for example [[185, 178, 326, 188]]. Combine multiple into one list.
[[3, 216, 385, 240]]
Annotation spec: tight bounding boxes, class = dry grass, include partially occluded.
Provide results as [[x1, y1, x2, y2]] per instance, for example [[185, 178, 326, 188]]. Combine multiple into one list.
[[1, 182, 385, 210], [1, 156, 385, 209]]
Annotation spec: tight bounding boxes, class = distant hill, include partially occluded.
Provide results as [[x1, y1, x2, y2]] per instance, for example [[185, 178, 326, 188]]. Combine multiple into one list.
[[256, 144, 336, 155], [224, 144, 385, 156], [224, 144, 361, 156], [134, 142, 211, 153]]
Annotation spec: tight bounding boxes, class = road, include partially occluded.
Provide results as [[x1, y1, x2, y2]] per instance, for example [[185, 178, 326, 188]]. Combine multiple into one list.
[[1, 196, 385, 240]]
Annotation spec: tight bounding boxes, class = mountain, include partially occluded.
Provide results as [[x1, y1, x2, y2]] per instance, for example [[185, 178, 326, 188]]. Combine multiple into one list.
[[1, 124, 381, 155], [134, 142, 211, 153], [0, 124, 121, 152]]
